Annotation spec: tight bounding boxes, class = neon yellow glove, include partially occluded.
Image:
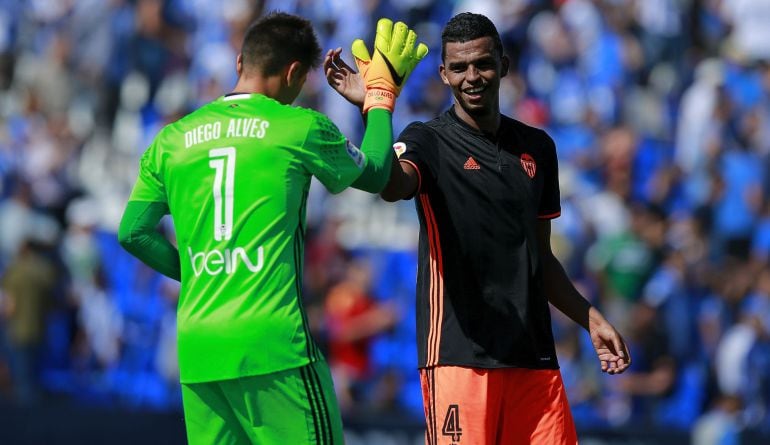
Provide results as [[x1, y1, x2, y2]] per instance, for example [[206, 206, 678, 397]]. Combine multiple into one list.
[[352, 18, 429, 113]]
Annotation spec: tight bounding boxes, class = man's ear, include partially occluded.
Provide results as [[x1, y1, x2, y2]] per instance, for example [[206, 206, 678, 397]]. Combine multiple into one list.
[[286, 61, 306, 87], [236, 54, 244, 77], [501, 55, 510, 78], [439, 64, 449, 86]]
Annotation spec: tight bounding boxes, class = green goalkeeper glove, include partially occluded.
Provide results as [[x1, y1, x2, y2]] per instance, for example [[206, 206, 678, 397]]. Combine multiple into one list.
[[352, 18, 429, 113]]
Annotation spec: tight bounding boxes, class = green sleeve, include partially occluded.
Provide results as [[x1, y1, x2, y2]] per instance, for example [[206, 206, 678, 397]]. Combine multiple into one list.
[[300, 113, 364, 194], [351, 108, 394, 193], [118, 200, 181, 281], [129, 138, 167, 202]]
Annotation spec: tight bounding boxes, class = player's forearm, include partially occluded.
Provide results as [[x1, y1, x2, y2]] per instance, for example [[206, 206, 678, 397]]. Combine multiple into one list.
[[351, 108, 394, 193], [118, 200, 181, 281], [542, 252, 593, 331]]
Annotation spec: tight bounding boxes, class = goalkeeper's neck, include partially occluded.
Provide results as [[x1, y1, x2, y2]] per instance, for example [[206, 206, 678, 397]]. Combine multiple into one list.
[[233, 54, 307, 105]]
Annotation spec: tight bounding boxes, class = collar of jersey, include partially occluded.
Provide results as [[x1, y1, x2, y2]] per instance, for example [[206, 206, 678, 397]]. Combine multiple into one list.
[[446, 107, 502, 140], [219, 93, 285, 107], [222, 92, 255, 101]]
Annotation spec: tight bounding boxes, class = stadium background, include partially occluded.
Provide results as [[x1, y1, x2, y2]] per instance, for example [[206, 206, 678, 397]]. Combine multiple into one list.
[[1, 0, 770, 444]]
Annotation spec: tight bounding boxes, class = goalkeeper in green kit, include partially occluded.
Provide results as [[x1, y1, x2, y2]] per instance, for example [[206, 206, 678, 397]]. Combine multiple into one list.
[[118, 12, 427, 444]]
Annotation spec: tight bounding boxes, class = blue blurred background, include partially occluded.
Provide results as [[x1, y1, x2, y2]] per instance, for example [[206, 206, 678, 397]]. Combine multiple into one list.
[[1, 0, 770, 444]]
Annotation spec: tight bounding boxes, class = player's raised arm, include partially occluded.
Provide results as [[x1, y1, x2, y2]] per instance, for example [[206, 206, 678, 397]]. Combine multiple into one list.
[[324, 19, 427, 194], [379, 155, 419, 202]]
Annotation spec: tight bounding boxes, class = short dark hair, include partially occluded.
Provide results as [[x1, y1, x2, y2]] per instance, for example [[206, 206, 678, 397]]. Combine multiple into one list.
[[241, 12, 322, 76], [441, 12, 503, 61]]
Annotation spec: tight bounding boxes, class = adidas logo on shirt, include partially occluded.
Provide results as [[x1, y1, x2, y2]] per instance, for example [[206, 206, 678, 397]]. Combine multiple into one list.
[[463, 156, 481, 170]]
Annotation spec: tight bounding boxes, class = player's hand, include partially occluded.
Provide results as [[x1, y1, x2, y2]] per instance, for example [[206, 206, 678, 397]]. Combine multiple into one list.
[[324, 47, 365, 108], [352, 18, 429, 113], [588, 308, 631, 375]]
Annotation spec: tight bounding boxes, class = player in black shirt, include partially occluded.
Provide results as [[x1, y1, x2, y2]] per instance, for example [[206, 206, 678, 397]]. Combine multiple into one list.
[[325, 12, 630, 444]]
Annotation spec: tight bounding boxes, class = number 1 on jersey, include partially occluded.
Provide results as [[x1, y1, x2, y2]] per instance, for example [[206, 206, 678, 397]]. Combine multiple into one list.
[[209, 147, 236, 241]]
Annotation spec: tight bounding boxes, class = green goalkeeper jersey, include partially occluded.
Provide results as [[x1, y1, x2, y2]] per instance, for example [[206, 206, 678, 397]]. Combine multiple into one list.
[[127, 93, 368, 383]]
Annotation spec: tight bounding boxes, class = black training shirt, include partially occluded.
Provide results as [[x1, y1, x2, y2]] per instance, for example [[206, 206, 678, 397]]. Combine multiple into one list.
[[396, 107, 561, 370]]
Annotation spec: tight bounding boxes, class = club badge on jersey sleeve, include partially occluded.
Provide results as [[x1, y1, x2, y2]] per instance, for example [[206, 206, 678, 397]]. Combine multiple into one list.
[[346, 139, 366, 168], [393, 142, 407, 158]]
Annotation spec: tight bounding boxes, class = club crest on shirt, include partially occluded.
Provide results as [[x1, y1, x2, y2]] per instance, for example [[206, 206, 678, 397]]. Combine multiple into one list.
[[520, 153, 536, 178], [393, 142, 407, 158]]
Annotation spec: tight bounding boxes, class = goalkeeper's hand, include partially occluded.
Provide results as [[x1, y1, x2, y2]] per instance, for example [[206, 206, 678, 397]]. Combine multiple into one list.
[[351, 18, 429, 113]]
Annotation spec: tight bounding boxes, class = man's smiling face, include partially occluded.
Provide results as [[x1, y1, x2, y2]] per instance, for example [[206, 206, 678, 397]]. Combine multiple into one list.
[[440, 36, 509, 118]]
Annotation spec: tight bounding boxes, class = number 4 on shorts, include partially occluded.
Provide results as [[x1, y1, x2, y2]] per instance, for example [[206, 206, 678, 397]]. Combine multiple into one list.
[[441, 404, 462, 443]]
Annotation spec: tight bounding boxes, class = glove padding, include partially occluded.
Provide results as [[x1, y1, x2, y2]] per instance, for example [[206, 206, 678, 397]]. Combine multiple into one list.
[[352, 18, 429, 113]]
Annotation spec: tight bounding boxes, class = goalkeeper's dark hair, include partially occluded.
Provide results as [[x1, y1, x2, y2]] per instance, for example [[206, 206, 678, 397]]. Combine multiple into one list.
[[441, 13, 503, 61], [241, 12, 322, 76]]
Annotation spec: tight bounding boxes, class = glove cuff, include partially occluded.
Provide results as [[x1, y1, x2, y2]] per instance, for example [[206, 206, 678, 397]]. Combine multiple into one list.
[[362, 88, 396, 113]]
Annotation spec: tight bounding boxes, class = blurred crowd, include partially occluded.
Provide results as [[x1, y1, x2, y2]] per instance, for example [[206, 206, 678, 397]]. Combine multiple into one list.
[[1, 0, 770, 441]]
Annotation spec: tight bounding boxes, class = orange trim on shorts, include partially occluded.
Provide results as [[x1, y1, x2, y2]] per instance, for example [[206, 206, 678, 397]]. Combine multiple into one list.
[[419, 193, 444, 367], [419, 366, 577, 445], [421, 368, 437, 445]]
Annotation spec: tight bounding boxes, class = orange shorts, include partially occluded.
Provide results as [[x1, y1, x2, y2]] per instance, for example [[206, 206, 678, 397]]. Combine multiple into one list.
[[420, 366, 577, 445]]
